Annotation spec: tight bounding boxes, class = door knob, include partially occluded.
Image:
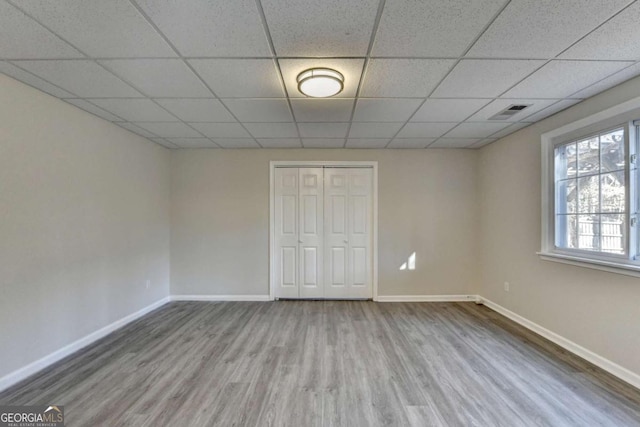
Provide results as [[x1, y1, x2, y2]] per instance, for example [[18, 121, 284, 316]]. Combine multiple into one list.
[[344, 239, 348, 243]]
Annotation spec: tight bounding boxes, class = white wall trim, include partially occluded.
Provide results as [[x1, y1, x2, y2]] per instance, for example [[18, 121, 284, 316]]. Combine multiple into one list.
[[481, 297, 640, 390], [538, 251, 640, 278], [0, 297, 170, 393], [170, 295, 271, 301], [376, 295, 477, 302], [269, 161, 379, 301]]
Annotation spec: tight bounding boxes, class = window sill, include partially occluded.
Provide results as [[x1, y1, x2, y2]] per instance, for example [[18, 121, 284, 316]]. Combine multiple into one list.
[[537, 251, 640, 278]]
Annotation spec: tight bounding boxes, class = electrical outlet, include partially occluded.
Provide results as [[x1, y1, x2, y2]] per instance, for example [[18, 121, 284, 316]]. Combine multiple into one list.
[[504, 281, 510, 292], [146, 279, 150, 289]]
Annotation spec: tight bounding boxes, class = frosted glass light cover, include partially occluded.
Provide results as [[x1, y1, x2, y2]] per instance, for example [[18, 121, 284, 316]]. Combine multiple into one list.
[[297, 68, 344, 98]]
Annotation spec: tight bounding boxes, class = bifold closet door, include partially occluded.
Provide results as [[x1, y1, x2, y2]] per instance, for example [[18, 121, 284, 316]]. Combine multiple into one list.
[[324, 168, 373, 299], [274, 168, 323, 299]]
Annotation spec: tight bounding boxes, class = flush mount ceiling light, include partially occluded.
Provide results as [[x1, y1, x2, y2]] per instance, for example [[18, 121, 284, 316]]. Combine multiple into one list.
[[296, 68, 344, 98]]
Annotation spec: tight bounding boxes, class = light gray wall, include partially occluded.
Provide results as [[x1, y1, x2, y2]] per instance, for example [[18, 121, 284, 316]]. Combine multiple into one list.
[[171, 149, 480, 297], [0, 74, 171, 379], [478, 75, 640, 376]]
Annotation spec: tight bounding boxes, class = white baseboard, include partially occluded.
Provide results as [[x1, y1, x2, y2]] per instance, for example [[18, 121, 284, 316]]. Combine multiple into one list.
[[481, 297, 640, 390], [0, 296, 170, 393], [376, 294, 477, 302], [170, 294, 271, 302]]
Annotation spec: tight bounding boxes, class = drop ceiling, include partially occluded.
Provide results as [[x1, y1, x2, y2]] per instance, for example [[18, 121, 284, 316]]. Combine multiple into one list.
[[2, 0, 640, 149]]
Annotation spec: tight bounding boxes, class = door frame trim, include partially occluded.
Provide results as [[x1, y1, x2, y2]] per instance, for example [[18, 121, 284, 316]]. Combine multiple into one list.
[[269, 161, 379, 301]]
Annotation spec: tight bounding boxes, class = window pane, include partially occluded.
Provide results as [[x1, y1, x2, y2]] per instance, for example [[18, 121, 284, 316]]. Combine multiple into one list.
[[601, 214, 625, 254], [578, 175, 599, 213], [578, 137, 599, 176], [556, 215, 577, 249], [578, 214, 600, 251], [555, 143, 577, 180], [600, 129, 625, 173], [556, 179, 577, 214], [601, 171, 625, 213]]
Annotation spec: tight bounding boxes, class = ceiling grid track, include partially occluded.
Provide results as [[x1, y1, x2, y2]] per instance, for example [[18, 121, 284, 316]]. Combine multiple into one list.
[[1, 0, 639, 149], [384, 0, 514, 148], [254, 0, 304, 148]]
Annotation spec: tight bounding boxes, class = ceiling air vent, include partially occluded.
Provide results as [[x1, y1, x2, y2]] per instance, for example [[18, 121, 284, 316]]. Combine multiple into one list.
[[488, 104, 532, 120]]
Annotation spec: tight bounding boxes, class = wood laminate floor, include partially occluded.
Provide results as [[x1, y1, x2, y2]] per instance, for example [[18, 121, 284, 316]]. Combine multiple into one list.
[[1, 301, 639, 426]]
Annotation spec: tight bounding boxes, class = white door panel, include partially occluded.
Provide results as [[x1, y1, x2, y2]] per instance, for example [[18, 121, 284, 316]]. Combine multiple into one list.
[[324, 168, 373, 299], [275, 166, 372, 299], [298, 168, 323, 298], [274, 168, 299, 298]]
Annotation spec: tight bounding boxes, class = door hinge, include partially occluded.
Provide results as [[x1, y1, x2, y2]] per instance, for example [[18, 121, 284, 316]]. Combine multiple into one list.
[[631, 217, 637, 227], [631, 154, 637, 165]]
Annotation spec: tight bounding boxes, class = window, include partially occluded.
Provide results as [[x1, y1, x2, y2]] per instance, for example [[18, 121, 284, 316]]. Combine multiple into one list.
[[554, 127, 628, 256], [540, 98, 640, 276]]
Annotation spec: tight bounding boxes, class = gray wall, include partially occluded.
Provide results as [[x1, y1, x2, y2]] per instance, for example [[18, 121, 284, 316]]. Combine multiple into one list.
[[0, 74, 171, 380], [478, 75, 640, 376], [170, 149, 480, 297]]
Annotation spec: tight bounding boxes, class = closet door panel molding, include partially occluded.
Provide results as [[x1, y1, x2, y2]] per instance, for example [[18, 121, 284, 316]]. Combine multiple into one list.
[[270, 161, 378, 300]]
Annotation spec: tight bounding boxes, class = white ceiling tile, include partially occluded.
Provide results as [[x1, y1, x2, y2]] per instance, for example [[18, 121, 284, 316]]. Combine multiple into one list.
[[348, 122, 403, 138], [429, 138, 481, 148], [63, 99, 123, 121], [15, 60, 142, 97], [469, 138, 499, 148], [280, 59, 364, 98], [432, 59, 545, 98], [361, 59, 455, 97], [261, 0, 378, 56], [444, 122, 510, 138], [214, 138, 260, 148], [155, 99, 234, 122], [503, 60, 632, 98], [189, 122, 251, 138], [135, 0, 270, 57], [244, 123, 298, 138], [520, 99, 581, 122], [189, 59, 284, 98], [396, 122, 457, 138], [487, 122, 532, 139], [372, 0, 508, 57], [560, 1, 640, 60], [0, 62, 74, 98], [468, 0, 630, 59], [468, 99, 559, 122], [17, 0, 176, 58], [115, 122, 159, 138], [150, 138, 179, 149], [90, 99, 176, 122], [290, 99, 354, 122], [223, 99, 293, 122], [257, 138, 302, 148], [387, 139, 435, 149], [345, 139, 390, 149], [135, 122, 202, 138], [411, 99, 491, 122], [100, 59, 209, 98], [353, 98, 422, 122], [303, 139, 345, 148], [298, 123, 350, 138], [168, 138, 218, 148], [0, 2, 82, 59], [570, 63, 640, 99]]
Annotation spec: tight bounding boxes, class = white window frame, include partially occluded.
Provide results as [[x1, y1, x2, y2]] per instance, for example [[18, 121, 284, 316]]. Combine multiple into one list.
[[539, 96, 640, 278]]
